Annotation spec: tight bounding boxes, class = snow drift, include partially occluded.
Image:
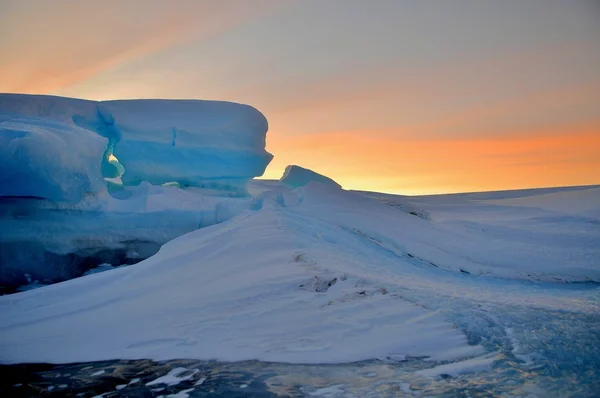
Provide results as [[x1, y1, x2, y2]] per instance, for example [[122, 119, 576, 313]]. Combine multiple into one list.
[[0, 183, 598, 365]]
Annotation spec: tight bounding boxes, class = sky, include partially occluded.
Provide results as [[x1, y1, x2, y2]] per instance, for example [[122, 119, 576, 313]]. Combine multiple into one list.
[[1, 0, 599, 195]]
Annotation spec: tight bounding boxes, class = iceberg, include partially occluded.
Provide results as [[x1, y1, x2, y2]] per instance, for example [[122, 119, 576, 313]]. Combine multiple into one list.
[[280, 165, 341, 189], [0, 93, 271, 290], [0, 115, 106, 202], [0, 94, 272, 199], [0, 184, 258, 291]]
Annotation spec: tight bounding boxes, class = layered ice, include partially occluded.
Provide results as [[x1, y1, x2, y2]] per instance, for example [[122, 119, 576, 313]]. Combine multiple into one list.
[[0, 115, 106, 202], [0, 94, 272, 198], [280, 165, 341, 189], [0, 93, 272, 290], [79, 99, 272, 191], [0, 184, 258, 289]]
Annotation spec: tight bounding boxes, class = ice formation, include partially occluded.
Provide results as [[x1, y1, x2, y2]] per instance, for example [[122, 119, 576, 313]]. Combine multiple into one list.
[[0, 115, 106, 202], [1, 94, 599, 394], [280, 165, 341, 189], [0, 184, 259, 289], [0, 94, 272, 198], [0, 94, 271, 290], [0, 183, 598, 365]]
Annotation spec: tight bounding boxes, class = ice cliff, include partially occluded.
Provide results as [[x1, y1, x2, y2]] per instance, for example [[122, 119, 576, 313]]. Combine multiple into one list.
[[0, 94, 272, 201], [0, 94, 272, 291]]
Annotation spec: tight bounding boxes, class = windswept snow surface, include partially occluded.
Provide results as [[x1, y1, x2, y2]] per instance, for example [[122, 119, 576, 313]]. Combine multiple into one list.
[[280, 165, 341, 189], [0, 183, 599, 367], [0, 94, 272, 199], [361, 185, 600, 282]]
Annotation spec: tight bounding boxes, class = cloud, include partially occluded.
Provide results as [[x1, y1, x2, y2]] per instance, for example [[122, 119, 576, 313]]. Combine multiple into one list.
[[0, 0, 283, 94]]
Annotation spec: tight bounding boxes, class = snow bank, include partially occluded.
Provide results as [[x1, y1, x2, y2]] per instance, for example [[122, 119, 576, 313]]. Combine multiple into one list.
[[0, 94, 272, 199], [280, 165, 341, 189]]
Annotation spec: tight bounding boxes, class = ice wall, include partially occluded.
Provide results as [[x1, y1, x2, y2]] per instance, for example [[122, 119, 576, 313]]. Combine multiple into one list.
[[0, 94, 273, 199], [0, 94, 272, 291]]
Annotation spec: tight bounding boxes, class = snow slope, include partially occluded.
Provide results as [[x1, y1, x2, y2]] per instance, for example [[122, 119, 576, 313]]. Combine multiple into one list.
[[1, 182, 598, 365], [0, 94, 272, 199], [361, 185, 600, 282], [0, 184, 482, 364]]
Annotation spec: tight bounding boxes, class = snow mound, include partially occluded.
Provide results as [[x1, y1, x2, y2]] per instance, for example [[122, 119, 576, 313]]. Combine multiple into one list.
[[280, 165, 341, 189], [0, 94, 272, 199]]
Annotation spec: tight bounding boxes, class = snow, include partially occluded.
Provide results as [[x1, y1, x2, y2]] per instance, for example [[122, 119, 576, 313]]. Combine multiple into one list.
[[0, 96, 599, 384], [164, 388, 195, 398], [481, 185, 600, 220], [308, 384, 346, 397], [0, 184, 486, 364], [1, 182, 597, 366], [146, 368, 199, 386], [280, 165, 341, 189], [0, 93, 272, 199], [415, 352, 499, 377], [351, 185, 600, 282]]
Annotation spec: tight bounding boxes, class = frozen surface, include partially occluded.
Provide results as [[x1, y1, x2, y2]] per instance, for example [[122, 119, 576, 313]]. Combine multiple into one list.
[[0, 94, 272, 198], [279, 165, 341, 189], [0, 184, 257, 288], [357, 184, 600, 282], [146, 368, 199, 387], [415, 352, 499, 377], [1, 183, 599, 368], [0, 115, 106, 202], [0, 93, 271, 288]]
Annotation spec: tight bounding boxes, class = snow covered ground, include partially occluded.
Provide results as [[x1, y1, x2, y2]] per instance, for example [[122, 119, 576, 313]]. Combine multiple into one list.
[[1, 94, 598, 395], [1, 182, 598, 372]]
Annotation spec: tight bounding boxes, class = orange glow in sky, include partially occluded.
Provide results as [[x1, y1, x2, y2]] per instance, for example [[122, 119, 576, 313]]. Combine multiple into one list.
[[1, 0, 599, 194]]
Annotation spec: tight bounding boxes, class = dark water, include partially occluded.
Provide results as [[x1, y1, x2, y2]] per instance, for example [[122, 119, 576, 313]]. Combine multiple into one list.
[[1, 359, 279, 398], [2, 352, 599, 398]]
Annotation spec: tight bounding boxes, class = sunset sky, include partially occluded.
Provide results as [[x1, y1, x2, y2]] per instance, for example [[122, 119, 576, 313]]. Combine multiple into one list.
[[1, 0, 599, 194]]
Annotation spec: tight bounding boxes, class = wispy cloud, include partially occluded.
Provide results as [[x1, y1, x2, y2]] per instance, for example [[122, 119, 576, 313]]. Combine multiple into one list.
[[0, 0, 283, 94]]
